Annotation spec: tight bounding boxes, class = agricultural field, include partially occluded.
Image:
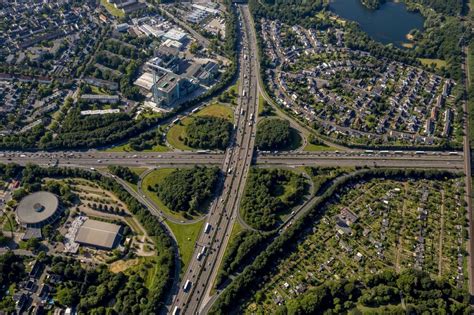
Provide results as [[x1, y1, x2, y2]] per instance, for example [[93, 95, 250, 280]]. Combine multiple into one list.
[[245, 177, 468, 313]]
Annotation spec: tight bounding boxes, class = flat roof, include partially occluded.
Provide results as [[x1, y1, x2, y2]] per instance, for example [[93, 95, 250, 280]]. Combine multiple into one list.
[[75, 219, 121, 249], [16, 191, 59, 224]]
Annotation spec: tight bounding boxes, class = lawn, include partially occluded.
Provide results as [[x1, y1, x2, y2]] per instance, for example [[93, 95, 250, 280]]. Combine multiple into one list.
[[100, 0, 124, 17], [303, 142, 337, 151], [258, 94, 265, 115], [166, 119, 193, 151], [419, 58, 447, 69], [90, 86, 109, 95], [196, 103, 234, 120], [166, 220, 205, 273], [130, 167, 147, 177], [166, 103, 234, 151], [141, 168, 183, 220]]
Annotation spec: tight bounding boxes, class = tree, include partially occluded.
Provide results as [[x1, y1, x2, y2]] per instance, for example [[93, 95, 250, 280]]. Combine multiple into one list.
[[255, 118, 291, 150], [56, 286, 80, 307]]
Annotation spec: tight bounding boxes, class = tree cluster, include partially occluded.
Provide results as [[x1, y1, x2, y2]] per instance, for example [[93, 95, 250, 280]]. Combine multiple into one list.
[[155, 166, 220, 215], [51, 256, 149, 314], [255, 118, 291, 150], [250, 0, 327, 25], [283, 269, 469, 314], [241, 168, 306, 231], [0, 252, 25, 312], [108, 165, 139, 184], [184, 116, 232, 150], [215, 230, 268, 288]]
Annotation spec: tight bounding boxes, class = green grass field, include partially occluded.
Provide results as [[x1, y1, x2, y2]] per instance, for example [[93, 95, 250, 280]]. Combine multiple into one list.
[[105, 143, 170, 153], [419, 58, 447, 69], [100, 0, 124, 17], [167, 120, 193, 151], [258, 94, 265, 115], [166, 220, 205, 273], [303, 142, 337, 151], [90, 86, 109, 95], [167, 104, 234, 151]]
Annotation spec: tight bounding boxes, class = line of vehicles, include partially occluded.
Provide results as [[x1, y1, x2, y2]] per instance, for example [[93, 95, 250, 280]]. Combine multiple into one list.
[[175, 222, 212, 314], [363, 150, 460, 156], [256, 150, 462, 156]]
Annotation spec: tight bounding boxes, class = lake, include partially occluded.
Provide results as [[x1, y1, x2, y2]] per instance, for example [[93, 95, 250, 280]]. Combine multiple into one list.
[[329, 0, 425, 48]]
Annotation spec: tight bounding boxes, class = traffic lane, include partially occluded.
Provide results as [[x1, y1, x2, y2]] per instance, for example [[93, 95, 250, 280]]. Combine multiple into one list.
[[258, 159, 463, 169], [0, 157, 223, 167]]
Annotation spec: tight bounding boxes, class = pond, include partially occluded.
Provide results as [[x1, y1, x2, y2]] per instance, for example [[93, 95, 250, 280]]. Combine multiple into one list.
[[329, 0, 425, 48]]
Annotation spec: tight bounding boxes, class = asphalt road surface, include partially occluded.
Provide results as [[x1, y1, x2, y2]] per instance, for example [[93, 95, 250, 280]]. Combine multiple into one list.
[[168, 5, 259, 314]]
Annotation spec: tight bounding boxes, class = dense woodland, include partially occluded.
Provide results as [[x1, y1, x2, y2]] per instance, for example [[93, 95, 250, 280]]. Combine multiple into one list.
[[215, 230, 269, 288], [51, 256, 151, 314], [360, 0, 463, 15], [250, 0, 327, 25], [184, 116, 232, 150], [155, 166, 220, 215], [255, 118, 292, 150], [108, 165, 139, 184], [0, 164, 175, 313], [282, 268, 469, 313], [210, 168, 465, 314], [241, 168, 307, 231], [0, 252, 26, 312]]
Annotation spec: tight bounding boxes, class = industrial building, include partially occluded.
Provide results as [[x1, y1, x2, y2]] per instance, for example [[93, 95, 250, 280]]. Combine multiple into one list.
[[16, 192, 61, 228], [75, 219, 122, 250]]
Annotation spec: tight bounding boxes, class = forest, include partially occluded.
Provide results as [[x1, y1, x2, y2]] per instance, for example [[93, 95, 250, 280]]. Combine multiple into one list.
[[249, 0, 327, 25], [184, 116, 232, 150], [282, 268, 469, 314], [215, 230, 269, 288], [107, 165, 139, 184], [240, 168, 307, 231], [0, 252, 25, 312], [255, 118, 292, 150], [155, 166, 220, 215]]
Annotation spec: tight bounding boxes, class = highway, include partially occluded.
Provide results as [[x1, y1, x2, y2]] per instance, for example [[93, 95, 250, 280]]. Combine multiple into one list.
[[168, 5, 259, 314], [0, 150, 464, 170]]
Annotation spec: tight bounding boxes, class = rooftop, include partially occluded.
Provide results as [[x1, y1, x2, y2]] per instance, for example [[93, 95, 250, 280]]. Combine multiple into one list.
[[16, 191, 59, 225], [75, 219, 121, 249]]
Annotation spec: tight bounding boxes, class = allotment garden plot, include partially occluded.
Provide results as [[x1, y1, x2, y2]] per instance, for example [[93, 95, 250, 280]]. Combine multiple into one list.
[[245, 177, 467, 312]]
